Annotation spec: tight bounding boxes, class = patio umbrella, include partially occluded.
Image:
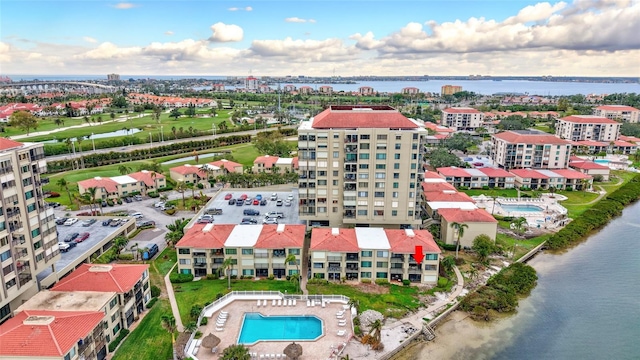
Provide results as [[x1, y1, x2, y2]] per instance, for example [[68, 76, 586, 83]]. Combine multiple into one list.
[[283, 342, 303, 360], [201, 333, 221, 349]]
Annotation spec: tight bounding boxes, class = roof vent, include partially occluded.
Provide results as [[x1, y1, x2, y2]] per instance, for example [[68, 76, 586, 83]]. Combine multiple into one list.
[[141, 170, 149, 173], [405, 229, 415, 237], [203, 223, 214, 233], [276, 224, 285, 233], [89, 265, 113, 272], [331, 228, 339, 236], [95, 176, 102, 180], [23, 315, 55, 326], [443, 190, 457, 194], [185, 164, 191, 167]]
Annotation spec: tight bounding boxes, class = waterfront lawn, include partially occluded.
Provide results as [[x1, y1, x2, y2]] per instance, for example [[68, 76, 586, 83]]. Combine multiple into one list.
[[461, 189, 519, 198], [306, 281, 421, 318], [112, 299, 173, 360], [173, 279, 297, 322], [496, 233, 550, 260], [149, 248, 177, 288], [557, 190, 600, 217]]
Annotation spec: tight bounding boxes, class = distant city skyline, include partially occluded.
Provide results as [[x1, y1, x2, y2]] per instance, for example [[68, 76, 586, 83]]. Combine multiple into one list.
[[1, 0, 639, 77]]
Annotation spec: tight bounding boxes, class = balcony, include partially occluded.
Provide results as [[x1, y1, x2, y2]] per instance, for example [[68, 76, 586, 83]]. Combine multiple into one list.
[[328, 265, 342, 272], [344, 174, 357, 182], [327, 255, 342, 261], [194, 262, 207, 268], [346, 253, 359, 261], [272, 250, 286, 258], [192, 252, 206, 257], [390, 254, 405, 262], [211, 249, 224, 257], [344, 184, 356, 191], [254, 252, 269, 258], [390, 268, 404, 274], [345, 265, 359, 271], [344, 211, 356, 219]]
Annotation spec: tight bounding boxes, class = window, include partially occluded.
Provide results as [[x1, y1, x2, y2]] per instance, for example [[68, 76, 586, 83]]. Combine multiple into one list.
[[242, 269, 254, 276], [373, 210, 384, 216], [64, 347, 76, 360], [360, 272, 372, 278], [357, 191, 368, 197], [375, 172, 385, 179], [374, 192, 384, 197], [376, 272, 388, 279], [359, 153, 370, 160], [361, 250, 372, 257], [178, 248, 190, 254], [358, 164, 369, 169], [332, 171, 338, 176], [179, 259, 191, 265], [288, 249, 300, 255], [376, 250, 389, 257], [357, 210, 368, 216], [376, 261, 388, 268], [375, 164, 386, 169], [225, 249, 237, 255], [393, 182, 399, 188], [394, 163, 400, 169], [358, 182, 368, 188], [395, 143, 401, 149], [241, 249, 253, 255], [392, 210, 398, 216], [360, 143, 370, 149], [333, 180, 338, 186], [313, 263, 324, 268], [393, 173, 400, 179], [425, 254, 438, 260], [31, 228, 40, 238], [33, 240, 42, 250], [25, 190, 34, 199], [377, 135, 387, 140], [318, 180, 327, 185], [358, 173, 369, 179], [375, 153, 386, 160], [0, 250, 11, 262], [110, 297, 118, 309], [361, 261, 372, 268], [111, 312, 119, 322], [360, 135, 370, 140], [411, 163, 416, 169], [394, 154, 400, 159], [375, 182, 385, 188], [113, 323, 121, 336], [333, 151, 339, 158]]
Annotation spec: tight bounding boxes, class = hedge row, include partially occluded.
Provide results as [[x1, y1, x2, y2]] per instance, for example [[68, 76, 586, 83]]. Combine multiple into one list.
[[546, 174, 640, 250]]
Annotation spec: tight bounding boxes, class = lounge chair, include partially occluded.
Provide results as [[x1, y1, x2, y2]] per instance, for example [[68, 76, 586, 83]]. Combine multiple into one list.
[[276, 354, 281, 359], [260, 355, 265, 359], [336, 310, 345, 316], [221, 310, 228, 314], [338, 322, 347, 327], [293, 299, 297, 306], [322, 301, 326, 308], [257, 299, 261, 307], [263, 299, 267, 306], [338, 319, 347, 324], [337, 330, 346, 336], [272, 299, 277, 306], [307, 300, 311, 307], [216, 326, 224, 331], [271, 355, 276, 359], [336, 314, 345, 319], [278, 299, 282, 306]]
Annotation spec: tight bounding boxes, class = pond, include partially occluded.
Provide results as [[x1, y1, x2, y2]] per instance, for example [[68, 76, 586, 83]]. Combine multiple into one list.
[[44, 128, 142, 143]]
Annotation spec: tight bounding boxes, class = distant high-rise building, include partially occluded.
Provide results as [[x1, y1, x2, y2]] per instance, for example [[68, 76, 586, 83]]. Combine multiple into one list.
[[107, 73, 120, 81], [441, 85, 462, 96], [245, 76, 259, 91], [594, 105, 640, 123], [0, 139, 58, 324]]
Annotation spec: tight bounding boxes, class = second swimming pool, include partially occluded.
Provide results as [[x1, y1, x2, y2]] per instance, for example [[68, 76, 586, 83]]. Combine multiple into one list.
[[237, 313, 323, 345]]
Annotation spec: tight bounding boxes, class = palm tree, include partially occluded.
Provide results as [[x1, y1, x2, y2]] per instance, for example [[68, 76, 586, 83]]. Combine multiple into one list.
[[512, 217, 527, 235], [368, 319, 383, 350], [218, 257, 235, 290], [220, 344, 250, 360], [118, 165, 132, 175], [86, 186, 100, 215], [161, 314, 177, 344], [175, 180, 188, 208], [285, 253, 300, 293], [450, 222, 469, 259], [441, 255, 455, 274], [80, 192, 94, 213], [56, 178, 72, 205]]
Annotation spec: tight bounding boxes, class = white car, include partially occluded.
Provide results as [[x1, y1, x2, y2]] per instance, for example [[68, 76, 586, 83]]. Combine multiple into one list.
[[154, 201, 165, 208], [284, 200, 292, 207], [270, 193, 278, 201], [63, 218, 78, 226], [263, 218, 278, 225], [287, 194, 294, 201], [131, 212, 144, 219]]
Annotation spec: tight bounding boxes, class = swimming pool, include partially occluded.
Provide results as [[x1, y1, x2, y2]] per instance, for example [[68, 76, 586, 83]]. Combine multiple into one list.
[[500, 204, 544, 213], [594, 159, 610, 164], [237, 313, 323, 345]]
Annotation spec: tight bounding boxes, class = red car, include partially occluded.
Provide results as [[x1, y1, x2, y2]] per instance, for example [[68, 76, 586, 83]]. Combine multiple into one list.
[[224, 193, 233, 200], [240, 194, 248, 200], [253, 199, 260, 205], [75, 232, 90, 243]]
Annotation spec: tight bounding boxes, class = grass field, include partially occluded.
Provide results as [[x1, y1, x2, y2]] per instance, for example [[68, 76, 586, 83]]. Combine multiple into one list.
[[111, 300, 173, 360]]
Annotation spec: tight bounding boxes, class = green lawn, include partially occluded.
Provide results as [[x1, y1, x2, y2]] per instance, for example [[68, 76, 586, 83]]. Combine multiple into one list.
[[173, 279, 298, 322], [462, 188, 519, 198], [496, 233, 550, 260], [306, 282, 421, 318], [112, 300, 173, 360]]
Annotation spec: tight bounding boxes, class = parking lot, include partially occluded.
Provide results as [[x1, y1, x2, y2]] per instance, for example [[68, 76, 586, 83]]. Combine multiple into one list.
[[204, 189, 303, 225]]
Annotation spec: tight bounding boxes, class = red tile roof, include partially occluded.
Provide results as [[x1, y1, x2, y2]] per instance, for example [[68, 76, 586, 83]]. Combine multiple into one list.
[[78, 177, 119, 193], [478, 167, 514, 178], [424, 191, 474, 202], [573, 140, 607, 147], [551, 169, 592, 180], [311, 106, 418, 129], [129, 170, 164, 186], [51, 264, 149, 293], [569, 161, 610, 170], [438, 208, 497, 223], [255, 225, 306, 249], [509, 169, 549, 179], [171, 164, 204, 176], [292, 156, 299, 169], [618, 135, 640, 143], [442, 107, 481, 114], [560, 115, 619, 124], [254, 155, 280, 168], [596, 105, 639, 111], [493, 131, 572, 145], [0, 138, 24, 151], [176, 224, 235, 249], [613, 140, 637, 147], [569, 155, 584, 162], [209, 159, 243, 172], [421, 182, 456, 193], [423, 171, 445, 179], [437, 167, 471, 177], [385, 229, 440, 254], [0, 310, 104, 357], [310, 228, 359, 252]]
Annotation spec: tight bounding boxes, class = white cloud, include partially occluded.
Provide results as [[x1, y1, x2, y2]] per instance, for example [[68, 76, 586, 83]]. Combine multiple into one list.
[[165, 31, 174, 36], [249, 37, 359, 62], [285, 17, 316, 23], [349, 32, 382, 50], [504, 1, 567, 24], [228, 6, 252, 11], [208, 22, 244, 42], [74, 42, 142, 60], [112, 2, 138, 10], [0, 42, 11, 62], [83, 36, 98, 43]]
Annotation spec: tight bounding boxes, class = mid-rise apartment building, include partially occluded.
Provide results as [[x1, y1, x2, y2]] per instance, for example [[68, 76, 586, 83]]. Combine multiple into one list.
[[490, 130, 573, 170], [0, 139, 59, 324], [555, 115, 620, 142], [441, 107, 484, 131], [594, 105, 640, 123], [297, 105, 426, 228], [441, 85, 462, 96], [78, 170, 166, 200], [310, 227, 440, 284]]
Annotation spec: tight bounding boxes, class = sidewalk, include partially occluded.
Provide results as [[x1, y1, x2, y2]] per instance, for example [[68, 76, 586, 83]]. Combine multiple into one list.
[[165, 262, 184, 332]]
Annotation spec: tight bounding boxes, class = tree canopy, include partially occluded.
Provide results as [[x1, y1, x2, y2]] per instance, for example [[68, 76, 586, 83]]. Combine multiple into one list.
[[444, 133, 478, 153], [496, 116, 533, 131], [428, 148, 465, 169], [9, 111, 38, 135], [254, 131, 291, 157]]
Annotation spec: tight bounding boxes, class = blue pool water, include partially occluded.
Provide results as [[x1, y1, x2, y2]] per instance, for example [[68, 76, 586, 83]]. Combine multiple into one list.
[[237, 313, 323, 345], [594, 159, 610, 164], [501, 204, 543, 212]]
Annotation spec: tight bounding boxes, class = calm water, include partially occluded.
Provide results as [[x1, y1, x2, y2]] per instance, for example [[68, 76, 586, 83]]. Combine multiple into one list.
[[237, 313, 323, 345], [460, 201, 640, 359]]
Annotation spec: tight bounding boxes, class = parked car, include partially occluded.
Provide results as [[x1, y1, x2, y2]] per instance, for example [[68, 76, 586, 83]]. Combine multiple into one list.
[[260, 199, 267, 206], [63, 218, 78, 226], [55, 217, 68, 225], [82, 219, 97, 227], [228, 198, 236, 205], [263, 218, 278, 225], [197, 215, 214, 224], [265, 211, 284, 219], [276, 199, 283, 206], [287, 194, 294, 201], [63, 233, 79, 242], [255, 194, 263, 201], [58, 241, 76, 252], [253, 199, 260, 205], [109, 219, 121, 227], [124, 197, 133, 203], [270, 193, 278, 201], [243, 209, 260, 216], [137, 220, 156, 228], [204, 208, 223, 215], [133, 195, 143, 201], [224, 193, 233, 200], [240, 194, 248, 200], [75, 232, 90, 243], [284, 200, 292, 207], [131, 212, 144, 219], [154, 201, 165, 208], [240, 217, 258, 225], [48, 202, 61, 208], [244, 199, 252, 205], [143, 244, 159, 260], [102, 219, 111, 226], [235, 199, 244, 206]]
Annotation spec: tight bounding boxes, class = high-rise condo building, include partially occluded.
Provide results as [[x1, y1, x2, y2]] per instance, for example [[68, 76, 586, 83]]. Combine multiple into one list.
[[297, 106, 426, 228]]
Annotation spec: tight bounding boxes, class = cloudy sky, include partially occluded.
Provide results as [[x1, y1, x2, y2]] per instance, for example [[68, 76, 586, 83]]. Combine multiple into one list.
[[1, 0, 639, 77]]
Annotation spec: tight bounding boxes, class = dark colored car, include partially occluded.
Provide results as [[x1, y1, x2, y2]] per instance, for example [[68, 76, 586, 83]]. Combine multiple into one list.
[[240, 217, 258, 224], [102, 219, 111, 226], [124, 197, 133, 203], [64, 233, 79, 242], [82, 219, 97, 227], [235, 199, 244, 206], [137, 220, 156, 228], [55, 217, 68, 225], [228, 198, 236, 205], [243, 209, 260, 216], [260, 199, 267, 206], [75, 232, 90, 243]]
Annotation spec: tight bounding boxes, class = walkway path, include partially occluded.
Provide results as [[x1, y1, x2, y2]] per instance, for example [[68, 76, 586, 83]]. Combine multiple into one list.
[[165, 262, 184, 332]]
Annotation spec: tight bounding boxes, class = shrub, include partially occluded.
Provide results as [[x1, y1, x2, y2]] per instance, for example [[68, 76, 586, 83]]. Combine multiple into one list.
[[106, 199, 114, 206], [267, 274, 275, 280], [375, 279, 389, 285], [402, 279, 411, 286], [165, 209, 176, 215], [205, 274, 218, 280], [117, 199, 123, 205], [148, 191, 159, 198], [146, 297, 158, 308], [437, 277, 449, 288], [361, 279, 371, 284], [482, 185, 490, 190], [150, 285, 161, 297], [216, 293, 224, 300], [118, 253, 134, 261], [170, 272, 194, 283], [354, 325, 362, 335], [200, 317, 208, 326], [108, 329, 130, 352], [437, 241, 457, 252], [197, 183, 204, 189], [48, 191, 61, 198]]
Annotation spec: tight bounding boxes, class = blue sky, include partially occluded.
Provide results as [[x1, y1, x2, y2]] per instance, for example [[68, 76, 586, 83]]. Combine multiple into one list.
[[1, 0, 639, 76]]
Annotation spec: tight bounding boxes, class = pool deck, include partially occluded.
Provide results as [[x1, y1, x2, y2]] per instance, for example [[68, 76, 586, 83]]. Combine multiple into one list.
[[194, 300, 352, 359]]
